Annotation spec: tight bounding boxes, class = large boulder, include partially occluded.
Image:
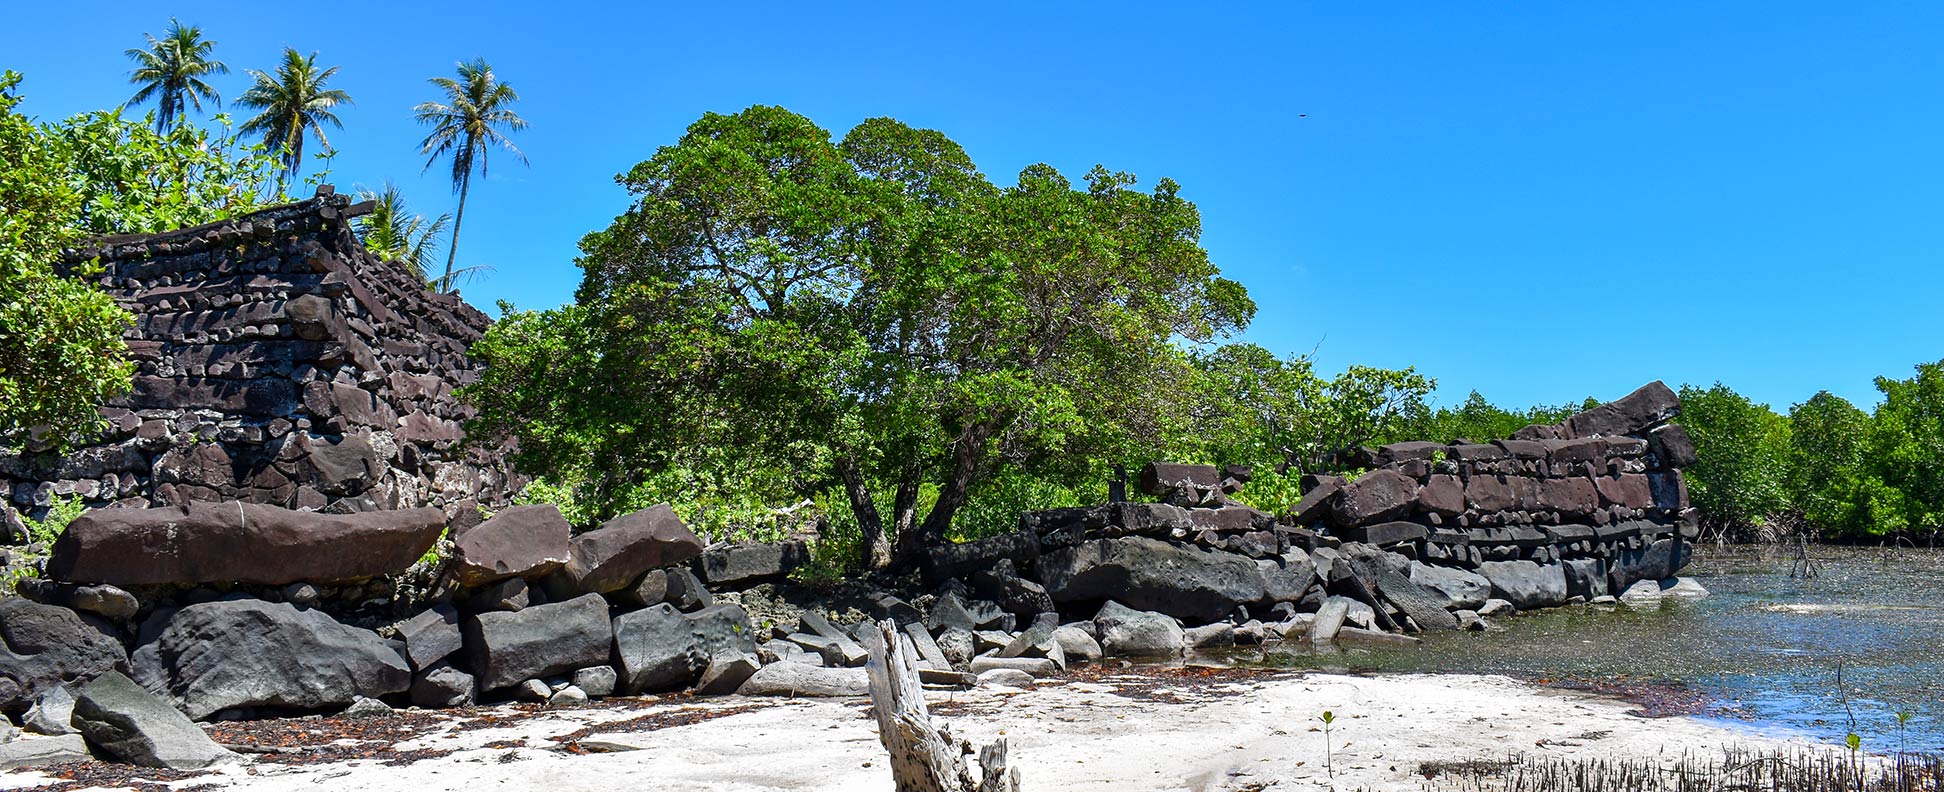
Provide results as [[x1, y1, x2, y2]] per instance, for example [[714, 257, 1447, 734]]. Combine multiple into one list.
[[696, 541, 808, 587], [1407, 561, 1490, 611], [0, 599, 127, 714], [71, 671, 235, 770], [396, 605, 462, 672], [48, 502, 444, 586], [131, 600, 410, 720], [1036, 537, 1266, 624], [1373, 568, 1458, 631], [922, 530, 1041, 583], [1329, 470, 1419, 527], [562, 504, 703, 594], [1609, 537, 1692, 592], [610, 603, 756, 694], [1564, 381, 1681, 439], [737, 663, 868, 697], [1476, 561, 1569, 611], [463, 593, 611, 692], [451, 504, 571, 586], [1091, 601, 1184, 658]]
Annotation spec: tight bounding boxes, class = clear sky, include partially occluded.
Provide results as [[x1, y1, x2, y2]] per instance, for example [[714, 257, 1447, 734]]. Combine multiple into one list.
[[10, 3, 1942, 413]]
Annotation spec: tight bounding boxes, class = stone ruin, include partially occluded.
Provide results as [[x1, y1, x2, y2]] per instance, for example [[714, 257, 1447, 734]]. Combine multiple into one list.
[[0, 187, 518, 533], [919, 381, 1699, 641]]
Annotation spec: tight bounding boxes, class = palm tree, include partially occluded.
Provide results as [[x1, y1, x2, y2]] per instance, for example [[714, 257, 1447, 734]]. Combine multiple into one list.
[[415, 58, 527, 293], [355, 182, 452, 281], [125, 19, 227, 132], [236, 48, 351, 182]]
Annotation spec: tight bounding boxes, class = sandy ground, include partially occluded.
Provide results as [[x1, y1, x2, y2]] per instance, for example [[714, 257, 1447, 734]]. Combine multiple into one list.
[[0, 671, 1823, 792]]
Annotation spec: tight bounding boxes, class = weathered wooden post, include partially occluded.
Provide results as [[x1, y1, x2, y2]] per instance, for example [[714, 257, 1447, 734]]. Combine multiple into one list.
[[865, 620, 1019, 792]]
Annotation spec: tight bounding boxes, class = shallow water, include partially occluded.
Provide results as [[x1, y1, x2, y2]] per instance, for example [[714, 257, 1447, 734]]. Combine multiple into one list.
[[1253, 546, 1944, 750]]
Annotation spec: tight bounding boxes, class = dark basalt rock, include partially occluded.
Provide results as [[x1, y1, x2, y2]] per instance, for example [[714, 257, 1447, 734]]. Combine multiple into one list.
[[0, 599, 128, 714], [130, 599, 409, 720], [451, 504, 571, 586], [71, 671, 235, 770], [48, 502, 444, 587], [462, 593, 611, 693], [1036, 537, 1266, 624], [1330, 470, 1419, 527], [562, 503, 704, 594], [610, 603, 757, 694], [696, 540, 808, 587]]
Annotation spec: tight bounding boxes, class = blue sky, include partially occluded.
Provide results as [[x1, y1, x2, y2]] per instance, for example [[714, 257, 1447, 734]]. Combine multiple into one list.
[[10, 3, 1942, 413]]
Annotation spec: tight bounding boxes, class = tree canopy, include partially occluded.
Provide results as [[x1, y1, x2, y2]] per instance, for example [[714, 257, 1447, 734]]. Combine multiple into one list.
[[466, 106, 1254, 566]]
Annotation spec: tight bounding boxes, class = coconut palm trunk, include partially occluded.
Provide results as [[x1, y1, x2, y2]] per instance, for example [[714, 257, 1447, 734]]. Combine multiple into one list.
[[442, 164, 472, 293]]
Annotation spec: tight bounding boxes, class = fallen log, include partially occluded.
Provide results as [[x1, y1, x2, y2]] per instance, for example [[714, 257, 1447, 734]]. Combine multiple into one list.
[[865, 619, 1019, 792]]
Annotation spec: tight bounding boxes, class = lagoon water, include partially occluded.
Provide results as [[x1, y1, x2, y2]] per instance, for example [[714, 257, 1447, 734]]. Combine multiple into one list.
[[1258, 546, 1944, 751]]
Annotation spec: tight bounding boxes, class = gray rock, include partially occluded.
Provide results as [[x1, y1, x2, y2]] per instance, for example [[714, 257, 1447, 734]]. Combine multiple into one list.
[[1051, 626, 1102, 663], [697, 541, 808, 587], [452, 504, 571, 586], [936, 627, 976, 666], [611, 603, 756, 693], [756, 640, 804, 665], [563, 503, 704, 594], [547, 686, 588, 707], [903, 622, 952, 669], [1617, 579, 1663, 607], [1374, 568, 1459, 631], [799, 612, 868, 664], [68, 585, 139, 621], [1337, 627, 1420, 647], [409, 662, 475, 709], [467, 577, 530, 612], [72, 671, 236, 770], [618, 569, 671, 609], [695, 653, 761, 695], [50, 502, 444, 587], [736, 662, 868, 697], [1343, 598, 1376, 630], [573, 666, 617, 697], [1607, 536, 1692, 593], [1037, 537, 1267, 624], [463, 593, 612, 693], [23, 685, 77, 735], [0, 733, 90, 770], [0, 721, 13, 743], [282, 583, 322, 607], [131, 599, 410, 720], [341, 696, 392, 719], [0, 598, 127, 712], [977, 668, 1036, 688], [1659, 577, 1710, 599], [1309, 597, 1351, 643], [1477, 560, 1569, 611], [663, 568, 714, 612], [1477, 598, 1517, 617], [1183, 623, 1236, 649], [924, 592, 1008, 633], [515, 678, 551, 702], [396, 604, 462, 671], [1563, 558, 1610, 601], [1258, 552, 1317, 604], [968, 655, 1058, 677], [1092, 601, 1184, 658]]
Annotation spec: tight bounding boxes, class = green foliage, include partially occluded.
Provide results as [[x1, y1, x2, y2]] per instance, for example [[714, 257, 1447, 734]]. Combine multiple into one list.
[[950, 471, 1093, 542], [1866, 360, 1944, 534], [356, 182, 451, 281], [52, 108, 285, 235], [1677, 383, 1792, 532], [1185, 343, 1433, 475], [1398, 390, 1583, 444], [1229, 465, 1306, 516], [0, 72, 137, 440], [123, 18, 227, 133], [23, 493, 87, 546], [466, 106, 1253, 567], [1786, 391, 1879, 534], [237, 47, 351, 180]]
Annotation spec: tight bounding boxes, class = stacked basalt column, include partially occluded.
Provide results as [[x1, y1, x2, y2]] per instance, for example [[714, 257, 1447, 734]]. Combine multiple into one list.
[[0, 188, 517, 524]]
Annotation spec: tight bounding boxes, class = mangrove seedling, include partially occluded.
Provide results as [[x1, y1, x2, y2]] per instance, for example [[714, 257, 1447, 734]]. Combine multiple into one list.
[[1319, 710, 1337, 778]]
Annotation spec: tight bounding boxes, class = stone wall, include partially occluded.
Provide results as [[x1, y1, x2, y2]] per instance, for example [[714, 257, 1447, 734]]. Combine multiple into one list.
[[0, 188, 517, 527]]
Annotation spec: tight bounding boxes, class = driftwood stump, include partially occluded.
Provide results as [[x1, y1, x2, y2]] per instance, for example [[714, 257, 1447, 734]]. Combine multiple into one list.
[[865, 619, 1019, 792]]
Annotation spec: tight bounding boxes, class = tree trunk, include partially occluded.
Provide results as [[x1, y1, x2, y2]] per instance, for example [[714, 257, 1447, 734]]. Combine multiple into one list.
[[912, 420, 998, 550], [865, 620, 1018, 792], [836, 455, 891, 570], [442, 166, 471, 293]]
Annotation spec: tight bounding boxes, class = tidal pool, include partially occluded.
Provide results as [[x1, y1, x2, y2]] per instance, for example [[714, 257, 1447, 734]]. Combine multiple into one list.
[[1251, 546, 1944, 750]]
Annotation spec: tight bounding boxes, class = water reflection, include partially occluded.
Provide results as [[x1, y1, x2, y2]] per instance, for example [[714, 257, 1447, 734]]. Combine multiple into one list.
[[1250, 546, 1944, 750]]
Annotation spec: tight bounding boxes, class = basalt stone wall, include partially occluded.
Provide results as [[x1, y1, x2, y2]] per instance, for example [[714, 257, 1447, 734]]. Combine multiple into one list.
[[934, 381, 1701, 635], [0, 188, 518, 525]]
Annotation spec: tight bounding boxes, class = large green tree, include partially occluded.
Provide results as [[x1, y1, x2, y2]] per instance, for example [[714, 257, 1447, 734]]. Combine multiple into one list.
[[124, 19, 227, 133], [1867, 360, 1944, 535], [0, 72, 136, 439], [1187, 343, 1435, 475], [1786, 390, 1877, 534], [237, 48, 350, 181], [1676, 383, 1792, 532], [466, 106, 1253, 567], [414, 58, 527, 294]]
